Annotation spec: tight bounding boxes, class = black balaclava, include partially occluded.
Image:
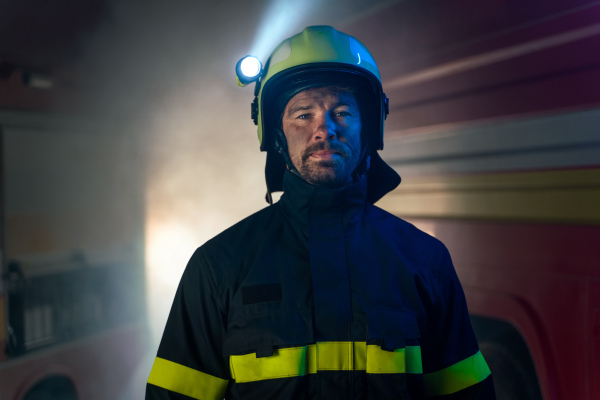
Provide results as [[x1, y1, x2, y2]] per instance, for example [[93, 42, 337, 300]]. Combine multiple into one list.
[[263, 73, 401, 204]]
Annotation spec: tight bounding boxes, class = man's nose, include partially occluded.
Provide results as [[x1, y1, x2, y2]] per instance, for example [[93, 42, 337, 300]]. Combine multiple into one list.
[[313, 113, 337, 141]]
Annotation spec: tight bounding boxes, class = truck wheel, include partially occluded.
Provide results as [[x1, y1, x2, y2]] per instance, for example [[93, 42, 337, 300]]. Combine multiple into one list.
[[22, 377, 78, 400], [479, 340, 542, 400]]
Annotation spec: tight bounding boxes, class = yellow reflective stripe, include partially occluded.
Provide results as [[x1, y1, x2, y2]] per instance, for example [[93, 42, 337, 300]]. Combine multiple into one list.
[[365, 345, 424, 374], [230, 345, 312, 383], [148, 357, 228, 400], [366, 345, 405, 373], [406, 345, 423, 373], [308, 344, 317, 374], [424, 350, 491, 397], [230, 342, 424, 383], [317, 342, 354, 370], [354, 341, 367, 370]]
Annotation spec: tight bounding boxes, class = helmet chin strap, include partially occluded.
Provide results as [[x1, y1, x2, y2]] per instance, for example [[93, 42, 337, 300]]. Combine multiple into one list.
[[272, 128, 303, 177], [264, 128, 302, 204], [352, 145, 371, 182]]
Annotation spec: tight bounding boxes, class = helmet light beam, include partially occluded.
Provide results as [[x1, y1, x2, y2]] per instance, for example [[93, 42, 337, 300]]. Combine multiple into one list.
[[236, 55, 262, 87]]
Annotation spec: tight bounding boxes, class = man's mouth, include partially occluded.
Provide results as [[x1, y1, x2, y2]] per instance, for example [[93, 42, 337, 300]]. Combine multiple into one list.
[[309, 150, 340, 159]]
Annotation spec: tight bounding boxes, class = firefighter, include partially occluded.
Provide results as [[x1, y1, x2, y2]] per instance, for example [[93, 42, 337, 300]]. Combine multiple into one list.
[[146, 25, 495, 399]]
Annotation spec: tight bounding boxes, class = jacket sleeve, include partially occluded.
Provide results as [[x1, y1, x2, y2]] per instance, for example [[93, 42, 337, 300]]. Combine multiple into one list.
[[146, 248, 230, 400], [420, 245, 496, 399]]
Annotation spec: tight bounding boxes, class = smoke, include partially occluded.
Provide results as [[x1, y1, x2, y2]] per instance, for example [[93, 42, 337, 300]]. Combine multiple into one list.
[[61, 0, 401, 397], [71, 0, 396, 338]]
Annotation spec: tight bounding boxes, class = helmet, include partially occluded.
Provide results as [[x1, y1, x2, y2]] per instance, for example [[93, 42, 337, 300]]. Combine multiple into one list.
[[239, 25, 400, 202]]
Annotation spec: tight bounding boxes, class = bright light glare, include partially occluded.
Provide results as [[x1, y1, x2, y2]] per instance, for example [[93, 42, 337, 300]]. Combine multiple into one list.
[[145, 218, 198, 345], [249, 0, 317, 61], [240, 56, 261, 78]]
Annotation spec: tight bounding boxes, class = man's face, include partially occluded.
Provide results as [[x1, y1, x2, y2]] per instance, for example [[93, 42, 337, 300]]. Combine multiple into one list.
[[281, 86, 362, 188]]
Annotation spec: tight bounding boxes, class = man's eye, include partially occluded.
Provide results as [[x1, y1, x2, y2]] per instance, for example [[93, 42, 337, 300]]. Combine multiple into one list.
[[336, 111, 351, 117], [298, 114, 311, 120]]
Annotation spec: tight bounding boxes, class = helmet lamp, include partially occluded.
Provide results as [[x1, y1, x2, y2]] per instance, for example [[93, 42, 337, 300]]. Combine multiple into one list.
[[236, 55, 262, 86]]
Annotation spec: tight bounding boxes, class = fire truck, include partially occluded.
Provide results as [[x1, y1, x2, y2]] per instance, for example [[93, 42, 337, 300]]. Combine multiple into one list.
[[0, 1, 149, 396], [344, 1, 600, 398], [0, 88, 147, 399]]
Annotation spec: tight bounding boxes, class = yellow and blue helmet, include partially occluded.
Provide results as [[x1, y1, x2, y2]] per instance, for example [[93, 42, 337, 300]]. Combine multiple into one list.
[[237, 25, 399, 202]]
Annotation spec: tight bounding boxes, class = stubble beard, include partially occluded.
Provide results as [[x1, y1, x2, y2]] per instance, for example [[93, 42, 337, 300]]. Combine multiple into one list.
[[292, 142, 359, 188]]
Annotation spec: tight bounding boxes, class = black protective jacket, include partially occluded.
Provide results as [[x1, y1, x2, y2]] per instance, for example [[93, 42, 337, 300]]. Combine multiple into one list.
[[146, 171, 495, 399]]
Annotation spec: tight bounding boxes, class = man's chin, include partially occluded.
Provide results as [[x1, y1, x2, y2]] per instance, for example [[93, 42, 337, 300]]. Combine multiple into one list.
[[301, 167, 351, 188]]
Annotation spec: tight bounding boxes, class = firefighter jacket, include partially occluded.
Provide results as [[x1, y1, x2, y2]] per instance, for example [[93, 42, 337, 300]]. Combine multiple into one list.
[[146, 170, 495, 399]]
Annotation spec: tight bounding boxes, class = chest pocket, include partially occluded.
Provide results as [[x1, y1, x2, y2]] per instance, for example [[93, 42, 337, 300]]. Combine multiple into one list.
[[367, 309, 420, 351], [366, 309, 422, 400], [223, 311, 314, 385]]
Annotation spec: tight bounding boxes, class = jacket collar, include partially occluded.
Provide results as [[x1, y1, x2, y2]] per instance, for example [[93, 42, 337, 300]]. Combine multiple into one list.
[[278, 170, 367, 232], [265, 151, 401, 205]]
